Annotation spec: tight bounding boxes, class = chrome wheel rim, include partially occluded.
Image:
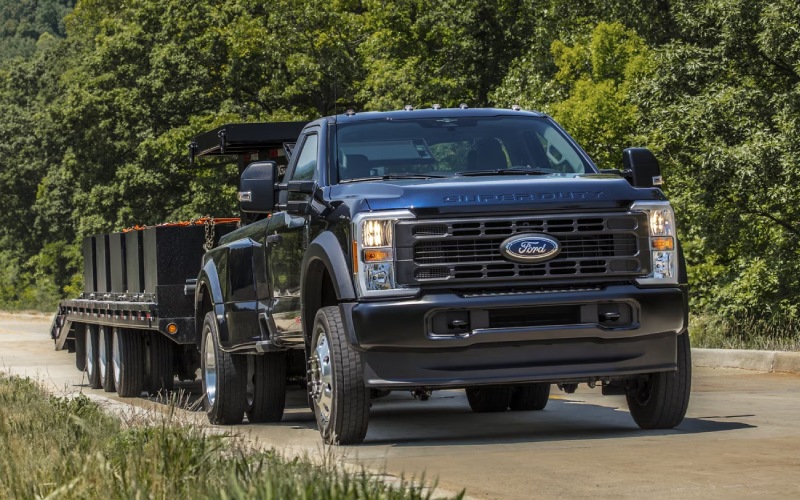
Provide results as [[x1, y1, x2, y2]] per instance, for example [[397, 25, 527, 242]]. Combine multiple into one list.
[[309, 330, 333, 424], [112, 329, 122, 388], [98, 327, 108, 382], [85, 327, 94, 376], [204, 328, 217, 406]]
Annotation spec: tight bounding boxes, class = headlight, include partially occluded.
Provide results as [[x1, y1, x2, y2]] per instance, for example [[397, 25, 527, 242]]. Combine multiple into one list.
[[353, 211, 418, 298], [631, 201, 679, 285]]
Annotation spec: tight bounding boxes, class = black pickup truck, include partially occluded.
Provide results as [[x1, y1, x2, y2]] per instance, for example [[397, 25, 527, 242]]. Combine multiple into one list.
[[53, 107, 690, 445]]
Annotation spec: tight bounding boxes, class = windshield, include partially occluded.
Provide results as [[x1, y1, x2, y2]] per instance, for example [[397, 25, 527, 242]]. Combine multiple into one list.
[[335, 115, 593, 181]]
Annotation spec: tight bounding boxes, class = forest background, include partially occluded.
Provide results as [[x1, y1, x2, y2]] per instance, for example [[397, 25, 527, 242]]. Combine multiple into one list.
[[0, 0, 798, 346]]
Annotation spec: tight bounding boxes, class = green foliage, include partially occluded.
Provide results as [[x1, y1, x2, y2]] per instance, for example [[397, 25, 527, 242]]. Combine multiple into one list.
[[0, 0, 75, 61], [0, 375, 452, 499]]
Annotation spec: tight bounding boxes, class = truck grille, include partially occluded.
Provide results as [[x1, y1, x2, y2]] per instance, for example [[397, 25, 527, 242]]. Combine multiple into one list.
[[396, 213, 650, 285]]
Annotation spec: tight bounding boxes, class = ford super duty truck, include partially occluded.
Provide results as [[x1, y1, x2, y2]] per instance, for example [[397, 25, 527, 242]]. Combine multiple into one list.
[[52, 107, 690, 444]]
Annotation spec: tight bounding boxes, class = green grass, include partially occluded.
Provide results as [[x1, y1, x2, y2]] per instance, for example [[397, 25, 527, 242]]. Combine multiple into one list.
[[690, 314, 800, 351], [0, 375, 459, 500]]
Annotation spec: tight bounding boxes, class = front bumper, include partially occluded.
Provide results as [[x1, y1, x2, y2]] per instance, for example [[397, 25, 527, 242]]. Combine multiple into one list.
[[340, 284, 686, 388]]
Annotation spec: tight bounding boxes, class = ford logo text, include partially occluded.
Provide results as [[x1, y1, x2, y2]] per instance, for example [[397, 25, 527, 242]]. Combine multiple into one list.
[[500, 234, 561, 263]]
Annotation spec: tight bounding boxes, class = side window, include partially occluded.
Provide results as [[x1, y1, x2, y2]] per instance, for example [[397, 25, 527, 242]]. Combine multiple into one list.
[[291, 134, 318, 181]]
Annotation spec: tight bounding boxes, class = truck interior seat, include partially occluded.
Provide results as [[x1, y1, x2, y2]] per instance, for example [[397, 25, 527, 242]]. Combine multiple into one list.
[[467, 138, 509, 170]]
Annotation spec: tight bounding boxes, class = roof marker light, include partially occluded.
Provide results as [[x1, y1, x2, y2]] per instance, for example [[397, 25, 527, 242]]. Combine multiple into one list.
[[432, 104, 441, 110], [459, 103, 469, 109], [345, 109, 356, 116], [512, 104, 522, 111], [404, 104, 414, 111]]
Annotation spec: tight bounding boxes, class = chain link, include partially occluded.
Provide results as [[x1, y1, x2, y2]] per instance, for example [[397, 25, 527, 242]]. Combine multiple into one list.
[[202, 215, 216, 251]]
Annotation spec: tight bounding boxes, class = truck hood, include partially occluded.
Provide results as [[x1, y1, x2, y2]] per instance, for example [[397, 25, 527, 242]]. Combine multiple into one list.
[[328, 174, 666, 216]]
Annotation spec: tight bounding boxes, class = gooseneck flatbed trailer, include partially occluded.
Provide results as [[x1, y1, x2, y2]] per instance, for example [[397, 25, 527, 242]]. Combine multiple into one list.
[[51, 121, 307, 396]]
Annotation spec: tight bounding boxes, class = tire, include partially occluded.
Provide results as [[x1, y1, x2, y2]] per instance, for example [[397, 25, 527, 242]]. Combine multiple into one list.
[[112, 328, 145, 397], [246, 352, 287, 423], [85, 324, 101, 389], [146, 331, 175, 395], [74, 324, 87, 372], [465, 386, 512, 413], [201, 311, 247, 425], [508, 383, 550, 411], [626, 331, 692, 429], [98, 326, 115, 392], [308, 306, 369, 445]]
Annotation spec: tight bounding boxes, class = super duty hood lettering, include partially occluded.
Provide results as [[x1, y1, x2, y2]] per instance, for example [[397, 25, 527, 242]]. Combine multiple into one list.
[[443, 191, 603, 203]]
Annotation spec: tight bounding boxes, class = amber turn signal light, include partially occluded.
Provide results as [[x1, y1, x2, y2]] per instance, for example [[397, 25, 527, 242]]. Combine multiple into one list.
[[651, 236, 674, 251]]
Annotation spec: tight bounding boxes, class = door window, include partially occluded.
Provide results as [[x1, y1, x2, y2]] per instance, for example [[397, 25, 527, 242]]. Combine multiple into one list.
[[291, 134, 318, 181]]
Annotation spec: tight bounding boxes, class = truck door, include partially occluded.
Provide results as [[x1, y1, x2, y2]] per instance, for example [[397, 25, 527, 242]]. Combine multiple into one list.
[[266, 130, 319, 338]]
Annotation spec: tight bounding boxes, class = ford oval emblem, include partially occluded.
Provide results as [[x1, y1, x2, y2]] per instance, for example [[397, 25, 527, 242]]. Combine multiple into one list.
[[500, 234, 561, 263]]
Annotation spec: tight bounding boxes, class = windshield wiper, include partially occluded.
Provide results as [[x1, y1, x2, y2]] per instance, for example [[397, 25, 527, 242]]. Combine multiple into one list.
[[340, 173, 448, 183], [456, 168, 554, 177]]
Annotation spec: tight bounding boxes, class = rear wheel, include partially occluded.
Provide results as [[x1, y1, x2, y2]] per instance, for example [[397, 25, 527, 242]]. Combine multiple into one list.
[[146, 331, 175, 395], [308, 306, 369, 445], [246, 352, 287, 423], [74, 324, 87, 372], [626, 331, 692, 429], [98, 326, 115, 392], [112, 328, 145, 397], [85, 325, 101, 389], [201, 312, 247, 425], [465, 386, 512, 413], [508, 383, 550, 411]]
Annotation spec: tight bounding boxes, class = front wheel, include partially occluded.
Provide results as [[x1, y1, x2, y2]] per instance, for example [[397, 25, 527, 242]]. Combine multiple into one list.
[[308, 306, 369, 445], [508, 383, 550, 411], [465, 386, 512, 413], [201, 312, 247, 425], [626, 331, 692, 429]]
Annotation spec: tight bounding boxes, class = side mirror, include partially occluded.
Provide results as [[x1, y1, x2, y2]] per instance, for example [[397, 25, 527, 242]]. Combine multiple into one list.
[[239, 161, 278, 213], [622, 148, 663, 188]]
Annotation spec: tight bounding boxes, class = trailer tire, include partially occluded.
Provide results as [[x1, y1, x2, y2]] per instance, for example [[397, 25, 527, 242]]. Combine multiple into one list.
[[146, 331, 175, 395], [201, 312, 246, 425], [98, 326, 115, 393], [246, 352, 287, 423], [308, 306, 369, 445], [74, 324, 87, 372], [86, 325, 101, 389], [626, 331, 692, 429], [465, 386, 512, 413], [508, 383, 550, 411], [112, 328, 145, 397]]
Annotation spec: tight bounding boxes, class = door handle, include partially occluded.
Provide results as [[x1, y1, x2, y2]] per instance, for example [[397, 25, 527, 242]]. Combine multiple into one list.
[[266, 234, 283, 244]]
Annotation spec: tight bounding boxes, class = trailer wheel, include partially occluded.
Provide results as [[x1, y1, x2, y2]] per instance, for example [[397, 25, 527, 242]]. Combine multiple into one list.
[[98, 326, 115, 393], [308, 306, 369, 445], [508, 383, 550, 411], [246, 352, 287, 423], [112, 328, 145, 397], [85, 325, 101, 389], [146, 331, 175, 395], [74, 324, 87, 372], [626, 331, 692, 429], [465, 386, 512, 413], [201, 312, 246, 425]]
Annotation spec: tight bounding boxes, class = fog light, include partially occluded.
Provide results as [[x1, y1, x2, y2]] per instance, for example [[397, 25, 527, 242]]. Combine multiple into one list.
[[167, 323, 178, 335]]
